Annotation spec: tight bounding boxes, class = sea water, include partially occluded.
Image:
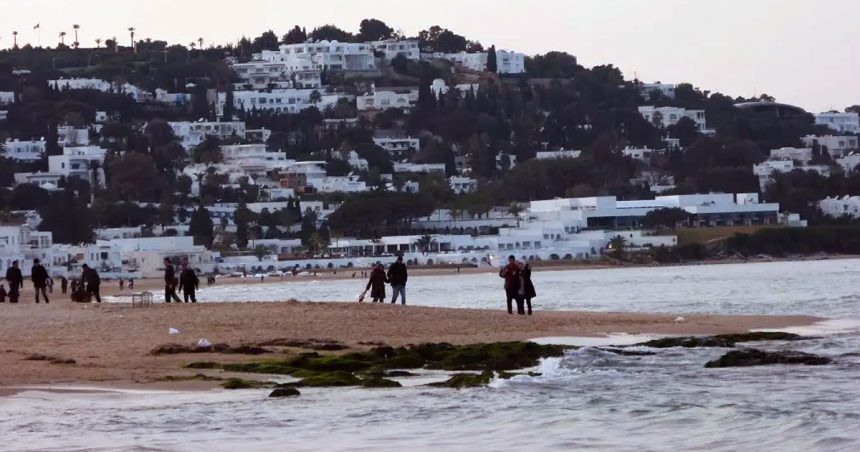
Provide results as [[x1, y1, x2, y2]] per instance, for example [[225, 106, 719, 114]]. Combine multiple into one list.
[[2, 259, 859, 451]]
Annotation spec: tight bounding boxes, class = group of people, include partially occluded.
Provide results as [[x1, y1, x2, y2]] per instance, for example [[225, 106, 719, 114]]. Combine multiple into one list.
[[361, 256, 409, 304], [0, 259, 101, 304], [163, 258, 200, 303], [499, 255, 537, 315]]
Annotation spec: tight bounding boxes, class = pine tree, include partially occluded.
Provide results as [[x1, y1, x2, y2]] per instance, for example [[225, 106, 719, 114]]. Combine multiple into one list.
[[189, 205, 214, 247], [487, 45, 498, 73]]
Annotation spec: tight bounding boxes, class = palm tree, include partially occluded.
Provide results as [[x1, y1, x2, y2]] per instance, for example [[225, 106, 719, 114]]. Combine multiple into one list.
[[58, 31, 67, 46], [95, 38, 101, 48], [72, 24, 80, 48], [507, 202, 524, 228], [197, 37, 204, 49], [128, 27, 136, 51], [415, 235, 437, 254], [12, 31, 17, 48]]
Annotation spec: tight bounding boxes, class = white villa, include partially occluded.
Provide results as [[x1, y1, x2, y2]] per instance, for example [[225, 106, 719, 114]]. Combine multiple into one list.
[[640, 82, 676, 100], [3, 139, 46, 161], [535, 150, 582, 160], [0, 224, 53, 277], [801, 135, 859, 157], [815, 112, 860, 134], [441, 50, 526, 74], [168, 121, 247, 149], [373, 132, 421, 156], [819, 196, 860, 219], [370, 40, 420, 60], [449, 176, 478, 194], [255, 41, 377, 72], [357, 86, 419, 111], [638, 106, 714, 134], [218, 89, 346, 117]]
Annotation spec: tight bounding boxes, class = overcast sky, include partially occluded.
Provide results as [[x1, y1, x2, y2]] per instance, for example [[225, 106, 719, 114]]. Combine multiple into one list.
[[1, 0, 857, 112]]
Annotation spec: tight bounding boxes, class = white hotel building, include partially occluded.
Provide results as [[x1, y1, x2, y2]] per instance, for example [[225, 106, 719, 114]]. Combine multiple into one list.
[[217, 89, 347, 116], [639, 106, 714, 134], [168, 121, 246, 149], [442, 50, 526, 74], [357, 86, 419, 112], [370, 40, 420, 60], [255, 41, 377, 72], [801, 135, 859, 157]]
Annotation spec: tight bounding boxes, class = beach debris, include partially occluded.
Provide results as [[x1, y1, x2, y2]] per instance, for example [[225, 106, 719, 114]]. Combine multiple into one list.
[[634, 332, 806, 349], [269, 388, 301, 398], [197, 339, 212, 348], [169, 328, 181, 335], [705, 349, 832, 368], [674, 317, 686, 323], [50, 358, 77, 365]]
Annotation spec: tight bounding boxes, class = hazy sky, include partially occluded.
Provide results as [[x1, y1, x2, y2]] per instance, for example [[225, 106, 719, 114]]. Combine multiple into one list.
[[1, 0, 857, 112]]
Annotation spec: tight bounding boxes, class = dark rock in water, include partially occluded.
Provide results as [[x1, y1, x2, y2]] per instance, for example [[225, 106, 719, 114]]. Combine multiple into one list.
[[383, 370, 417, 378], [185, 361, 222, 369], [705, 349, 832, 368], [257, 338, 348, 351], [225, 345, 271, 355], [637, 332, 805, 349], [360, 377, 402, 388], [269, 388, 301, 398], [430, 370, 495, 389], [598, 347, 658, 356]]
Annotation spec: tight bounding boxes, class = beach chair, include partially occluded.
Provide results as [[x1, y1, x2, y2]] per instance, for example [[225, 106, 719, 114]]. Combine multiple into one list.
[[131, 291, 154, 307]]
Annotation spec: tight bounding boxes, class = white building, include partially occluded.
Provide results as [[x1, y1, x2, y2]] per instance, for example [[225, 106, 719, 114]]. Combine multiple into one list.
[[449, 176, 478, 194], [394, 162, 446, 174], [801, 135, 859, 157], [370, 40, 420, 60], [373, 132, 421, 156], [45, 146, 107, 187], [313, 176, 368, 193], [155, 89, 191, 106], [815, 112, 860, 134], [57, 126, 90, 147], [640, 82, 676, 100], [535, 149, 582, 160], [2, 139, 46, 161], [219, 89, 345, 117], [357, 86, 419, 112], [622, 147, 660, 162], [770, 147, 814, 163], [0, 224, 54, 277], [429, 79, 480, 99], [168, 121, 246, 149], [256, 41, 377, 72], [114, 236, 215, 278], [639, 106, 714, 134], [50, 78, 149, 102], [442, 50, 526, 74], [0, 91, 14, 105], [819, 196, 860, 219], [753, 159, 830, 190]]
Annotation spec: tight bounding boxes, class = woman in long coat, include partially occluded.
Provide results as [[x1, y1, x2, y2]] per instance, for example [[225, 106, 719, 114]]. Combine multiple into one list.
[[519, 262, 537, 316], [366, 263, 389, 303]]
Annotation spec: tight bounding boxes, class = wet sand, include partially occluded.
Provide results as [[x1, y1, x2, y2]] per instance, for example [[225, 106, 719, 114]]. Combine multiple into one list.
[[0, 301, 819, 389]]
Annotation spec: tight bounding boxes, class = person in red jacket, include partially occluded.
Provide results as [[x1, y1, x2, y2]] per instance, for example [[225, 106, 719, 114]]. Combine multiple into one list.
[[499, 255, 524, 315]]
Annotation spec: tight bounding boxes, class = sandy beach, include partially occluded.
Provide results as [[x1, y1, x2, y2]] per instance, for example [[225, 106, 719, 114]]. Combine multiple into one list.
[[0, 301, 819, 389]]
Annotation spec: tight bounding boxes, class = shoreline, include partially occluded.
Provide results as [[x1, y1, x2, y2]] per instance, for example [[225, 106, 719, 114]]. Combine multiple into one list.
[[0, 301, 821, 391]]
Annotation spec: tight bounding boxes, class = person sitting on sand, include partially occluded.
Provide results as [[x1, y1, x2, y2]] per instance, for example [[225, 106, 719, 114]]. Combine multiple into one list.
[[366, 263, 389, 303], [518, 261, 536, 316], [499, 255, 524, 315]]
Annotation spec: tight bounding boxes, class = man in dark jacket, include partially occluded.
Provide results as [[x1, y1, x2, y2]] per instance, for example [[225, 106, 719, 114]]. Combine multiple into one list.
[[499, 255, 523, 315], [178, 263, 199, 303], [81, 264, 101, 303], [387, 256, 408, 305], [31, 258, 50, 304], [5, 260, 23, 304], [60, 276, 68, 294], [163, 258, 181, 303]]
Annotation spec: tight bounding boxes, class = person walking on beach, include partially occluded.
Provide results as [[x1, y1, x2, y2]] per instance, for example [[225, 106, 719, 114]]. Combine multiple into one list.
[[60, 276, 68, 294], [0, 284, 6, 303], [163, 258, 181, 303], [128, 278, 134, 291], [46, 275, 53, 293], [5, 260, 23, 304], [365, 263, 389, 303], [518, 261, 536, 316], [31, 258, 50, 304], [387, 256, 408, 305], [178, 263, 200, 303], [81, 264, 102, 303], [119, 278, 124, 291], [499, 255, 524, 315]]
